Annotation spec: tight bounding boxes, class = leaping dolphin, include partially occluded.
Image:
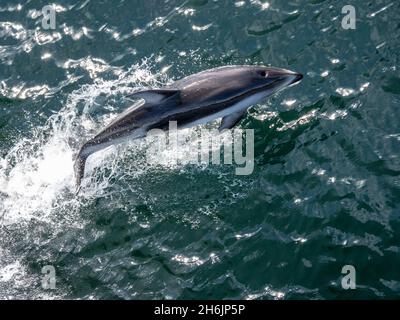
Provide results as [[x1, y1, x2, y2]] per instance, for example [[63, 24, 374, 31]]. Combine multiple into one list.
[[74, 65, 303, 192]]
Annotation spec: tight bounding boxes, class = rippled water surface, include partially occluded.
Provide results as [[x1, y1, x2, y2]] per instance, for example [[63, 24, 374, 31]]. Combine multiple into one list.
[[1, 0, 400, 299]]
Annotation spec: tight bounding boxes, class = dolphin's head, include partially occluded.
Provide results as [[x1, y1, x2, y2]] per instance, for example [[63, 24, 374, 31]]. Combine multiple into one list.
[[217, 65, 303, 99], [175, 65, 303, 105], [246, 65, 303, 94]]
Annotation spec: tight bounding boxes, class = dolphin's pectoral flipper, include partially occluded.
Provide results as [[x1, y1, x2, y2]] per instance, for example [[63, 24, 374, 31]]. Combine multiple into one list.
[[126, 89, 180, 104], [218, 111, 246, 131]]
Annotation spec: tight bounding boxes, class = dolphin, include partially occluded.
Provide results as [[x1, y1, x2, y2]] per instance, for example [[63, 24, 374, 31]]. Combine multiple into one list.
[[74, 65, 302, 192]]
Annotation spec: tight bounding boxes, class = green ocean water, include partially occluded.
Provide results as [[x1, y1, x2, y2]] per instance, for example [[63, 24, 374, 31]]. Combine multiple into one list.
[[0, 0, 400, 299]]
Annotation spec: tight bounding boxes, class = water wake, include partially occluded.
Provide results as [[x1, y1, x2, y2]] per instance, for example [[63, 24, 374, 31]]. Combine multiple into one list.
[[0, 61, 165, 226]]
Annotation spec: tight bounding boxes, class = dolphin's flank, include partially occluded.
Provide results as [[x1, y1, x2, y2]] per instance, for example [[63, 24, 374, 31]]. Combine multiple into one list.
[[74, 65, 303, 192]]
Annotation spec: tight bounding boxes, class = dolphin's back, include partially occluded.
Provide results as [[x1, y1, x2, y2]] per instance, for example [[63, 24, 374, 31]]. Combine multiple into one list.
[[167, 66, 260, 108]]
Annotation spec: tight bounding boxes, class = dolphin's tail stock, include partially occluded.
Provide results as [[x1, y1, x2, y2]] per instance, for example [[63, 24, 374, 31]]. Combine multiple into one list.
[[74, 146, 90, 194]]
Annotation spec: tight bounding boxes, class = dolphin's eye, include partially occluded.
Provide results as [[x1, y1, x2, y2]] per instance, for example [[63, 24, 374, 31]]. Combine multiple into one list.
[[258, 70, 267, 77]]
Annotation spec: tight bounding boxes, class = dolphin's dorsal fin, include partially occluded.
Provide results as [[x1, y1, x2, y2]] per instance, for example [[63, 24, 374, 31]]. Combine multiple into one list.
[[218, 111, 246, 131], [126, 89, 179, 104]]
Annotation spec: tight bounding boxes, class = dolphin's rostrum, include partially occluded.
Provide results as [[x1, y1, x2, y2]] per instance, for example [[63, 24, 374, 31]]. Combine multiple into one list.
[[74, 65, 303, 192]]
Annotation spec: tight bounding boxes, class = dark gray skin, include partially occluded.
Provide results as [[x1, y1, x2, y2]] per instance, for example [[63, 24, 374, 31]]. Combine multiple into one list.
[[74, 65, 303, 192]]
